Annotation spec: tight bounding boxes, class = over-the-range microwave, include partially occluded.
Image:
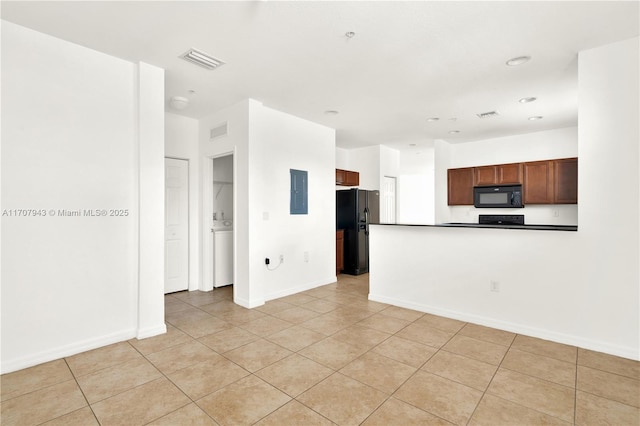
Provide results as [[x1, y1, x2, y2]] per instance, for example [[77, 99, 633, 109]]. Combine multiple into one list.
[[473, 184, 524, 208]]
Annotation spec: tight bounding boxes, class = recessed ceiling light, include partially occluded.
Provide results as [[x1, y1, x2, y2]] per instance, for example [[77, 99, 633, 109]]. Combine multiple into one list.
[[519, 97, 537, 103], [506, 56, 531, 66], [528, 116, 543, 121], [449, 130, 460, 134], [324, 110, 339, 115], [409, 143, 417, 146], [188, 89, 196, 94], [345, 31, 356, 38], [426, 117, 440, 122], [180, 48, 225, 70]]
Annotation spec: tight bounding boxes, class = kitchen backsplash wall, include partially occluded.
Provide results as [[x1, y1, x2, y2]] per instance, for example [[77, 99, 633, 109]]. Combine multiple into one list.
[[448, 204, 578, 226]]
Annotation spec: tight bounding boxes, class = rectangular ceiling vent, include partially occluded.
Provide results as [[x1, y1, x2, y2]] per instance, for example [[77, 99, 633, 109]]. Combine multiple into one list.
[[210, 122, 228, 140], [180, 48, 225, 70], [476, 111, 500, 119]]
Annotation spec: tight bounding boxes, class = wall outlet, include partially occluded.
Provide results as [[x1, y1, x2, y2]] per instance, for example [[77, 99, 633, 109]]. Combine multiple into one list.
[[304, 251, 309, 263], [490, 280, 500, 292], [553, 209, 560, 217], [279, 254, 284, 263]]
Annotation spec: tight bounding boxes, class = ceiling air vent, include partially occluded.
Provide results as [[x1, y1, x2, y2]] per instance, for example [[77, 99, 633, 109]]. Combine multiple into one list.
[[210, 122, 228, 140], [180, 48, 225, 70], [476, 111, 500, 119]]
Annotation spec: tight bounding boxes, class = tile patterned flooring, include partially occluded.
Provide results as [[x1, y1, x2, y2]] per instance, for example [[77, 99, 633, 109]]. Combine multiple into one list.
[[1, 274, 639, 425]]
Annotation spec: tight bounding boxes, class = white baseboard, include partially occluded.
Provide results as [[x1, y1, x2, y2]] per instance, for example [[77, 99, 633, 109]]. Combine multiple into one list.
[[0, 328, 137, 374], [264, 276, 337, 302], [136, 323, 167, 339], [234, 295, 265, 309], [369, 293, 639, 361]]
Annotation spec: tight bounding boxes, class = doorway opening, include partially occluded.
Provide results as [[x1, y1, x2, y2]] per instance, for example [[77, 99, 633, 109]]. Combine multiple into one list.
[[211, 154, 234, 291], [381, 176, 397, 224]]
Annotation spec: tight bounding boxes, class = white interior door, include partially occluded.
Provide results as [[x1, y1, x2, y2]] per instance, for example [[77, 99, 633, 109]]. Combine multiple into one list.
[[165, 158, 189, 293], [382, 176, 397, 224]]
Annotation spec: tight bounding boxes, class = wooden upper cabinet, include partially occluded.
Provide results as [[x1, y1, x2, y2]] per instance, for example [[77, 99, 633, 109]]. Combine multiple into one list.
[[523, 161, 554, 204], [497, 163, 523, 184], [474, 166, 497, 186], [474, 163, 522, 186], [448, 167, 474, 205], [553, 158, 578, 204], [346, 171, 359, 186], [448, 157, 576, 206], [336, 169, 359, 186]]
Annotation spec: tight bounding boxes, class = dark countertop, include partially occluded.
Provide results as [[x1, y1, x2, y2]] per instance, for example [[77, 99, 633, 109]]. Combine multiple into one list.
[[372, 223, 578, 232]]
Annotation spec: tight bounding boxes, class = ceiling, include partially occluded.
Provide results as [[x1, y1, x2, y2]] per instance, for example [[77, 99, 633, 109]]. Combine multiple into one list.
[[2, 1, 638, 150]]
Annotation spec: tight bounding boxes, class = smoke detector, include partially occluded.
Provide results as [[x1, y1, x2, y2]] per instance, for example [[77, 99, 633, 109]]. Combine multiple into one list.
[[180, 48, 225, 70], [169, 96, 189, 110]]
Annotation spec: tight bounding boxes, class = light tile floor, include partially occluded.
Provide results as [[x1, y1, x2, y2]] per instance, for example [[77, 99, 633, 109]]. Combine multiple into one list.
[[2, 274, 639, 425]]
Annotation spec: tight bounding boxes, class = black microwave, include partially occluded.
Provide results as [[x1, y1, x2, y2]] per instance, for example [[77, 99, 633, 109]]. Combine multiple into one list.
[[474, 185, 524, 208]]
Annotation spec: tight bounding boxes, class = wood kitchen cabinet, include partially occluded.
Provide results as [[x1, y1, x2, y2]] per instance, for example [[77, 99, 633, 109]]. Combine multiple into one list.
[[448, 167, 474, 205], [523, 158, 578, 204], [474, 166, 497, 186], [497, 163, 523, 184], [474, 163, 523, 186], [336, 230, 344, 275], [336, 169, 359, 186], [448, 158, 576, 206], [523, 160, 554, 204], [553, 158, 578, 203]]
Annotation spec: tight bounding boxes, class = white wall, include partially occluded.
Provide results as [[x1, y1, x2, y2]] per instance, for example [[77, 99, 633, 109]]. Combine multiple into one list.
[[434, 127, 579, 225], [398, 147, 436, 225], [165, 113, 200, 290], [337, 143, 437, 225], [1, 22, 165, 373], [250, 102, 336, 302], [370, 37, 639, 361], [346, 145, 380, 190], [576, 36, 638, 358], [136, 62, 166, 339], [379, 145, 400, 184], [199, 101, 248, 295], [199, 100, 336, 307], [335, 147, 350, 170]]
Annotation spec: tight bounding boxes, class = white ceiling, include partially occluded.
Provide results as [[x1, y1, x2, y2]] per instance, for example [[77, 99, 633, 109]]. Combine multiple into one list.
[[2, 1, 638, 149]]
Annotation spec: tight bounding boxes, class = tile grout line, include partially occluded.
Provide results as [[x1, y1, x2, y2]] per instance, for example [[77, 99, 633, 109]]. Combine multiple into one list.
[[166, 291, 340, 424], [357, 316, 464, 425], [169, 282, 400, 423], [61, 357, 101, 425], [8, 277, 636, 425], [128, 336, 221, 425], [462, 329, 518, 425], [574, 347, 579, 425]]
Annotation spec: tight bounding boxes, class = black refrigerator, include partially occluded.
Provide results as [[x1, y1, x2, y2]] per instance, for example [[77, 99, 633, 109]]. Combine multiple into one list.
[[336, 189, 380, 275]]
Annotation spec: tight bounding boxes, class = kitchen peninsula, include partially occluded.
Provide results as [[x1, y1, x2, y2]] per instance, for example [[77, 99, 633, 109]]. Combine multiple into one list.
[[367, 220, 635, 360]]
